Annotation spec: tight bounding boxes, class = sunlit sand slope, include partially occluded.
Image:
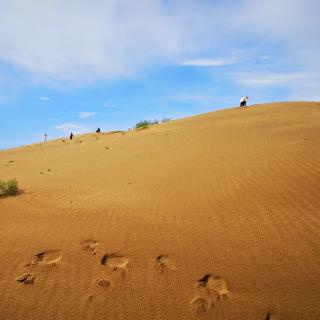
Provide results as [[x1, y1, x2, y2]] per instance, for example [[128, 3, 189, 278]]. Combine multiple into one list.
[[0, 102, 320, 320]]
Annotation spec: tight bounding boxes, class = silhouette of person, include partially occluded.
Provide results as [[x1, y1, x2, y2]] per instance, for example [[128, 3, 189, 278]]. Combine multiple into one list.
[[96, 128, 101, 133], [70, 132, 73, 140]]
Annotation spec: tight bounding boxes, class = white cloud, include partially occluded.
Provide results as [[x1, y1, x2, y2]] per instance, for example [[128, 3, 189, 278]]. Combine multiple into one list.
[[231, 0, 320, 68], [55, 123, 89, 134], [0, 0, 319, 89], [102, 100, 115, 108], [37, 96, 50, 101], [79, 111, 96, 119], [0, 0, 218, 83], [180, 57, 238, 67], [233, 70, 320, 102], [235, 71, 314, 87]]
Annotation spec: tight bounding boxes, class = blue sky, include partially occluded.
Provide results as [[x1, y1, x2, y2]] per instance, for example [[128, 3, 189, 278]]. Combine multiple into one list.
[[0, 0, 319, 149]]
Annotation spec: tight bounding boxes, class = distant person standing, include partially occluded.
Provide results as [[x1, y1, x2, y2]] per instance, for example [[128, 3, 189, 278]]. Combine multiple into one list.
[[240, 96, 249, 107], [96, 128, 101, 133], [44, 133, 47, 142], [70, 132, 73, 140]]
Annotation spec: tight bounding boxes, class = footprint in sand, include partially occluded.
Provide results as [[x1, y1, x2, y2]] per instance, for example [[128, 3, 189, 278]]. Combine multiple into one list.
[[82, 239, 100, 256], [95, 278, 111, 288], [191, 274, 230, 315], [197, 274, 229, 298], [25, 250, 63, 266], [16, 273, 35, 285], [17, 250, 62, 285], [40, 168, 53, 175], [154, 255, 176, 273], [265, 313, 276, 320], [191, 296, 211, 315], [100, 253, 129, 271]]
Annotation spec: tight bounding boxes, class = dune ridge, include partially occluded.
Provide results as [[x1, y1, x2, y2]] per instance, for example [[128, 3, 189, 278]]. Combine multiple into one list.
[[0, 102, 320, 319]]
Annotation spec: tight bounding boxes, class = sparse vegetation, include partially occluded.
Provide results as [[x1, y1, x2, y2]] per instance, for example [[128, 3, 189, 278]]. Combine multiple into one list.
[[0, 179, 19, 197], [135, 118, 168, 130], [135, 120, 150, 130]]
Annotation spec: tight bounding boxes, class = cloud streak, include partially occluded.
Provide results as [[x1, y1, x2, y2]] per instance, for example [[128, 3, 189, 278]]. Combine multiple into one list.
[[234, 71, 316, 87], [55, 123, 89, 134], [180, 58, 238, 67], [37, 96, 50, 101], [102, 100, 115, 108], [79, 111, 96, 119]]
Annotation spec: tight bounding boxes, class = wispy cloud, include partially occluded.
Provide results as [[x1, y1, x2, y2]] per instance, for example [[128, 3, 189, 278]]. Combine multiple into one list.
[[231, 69, 320, 102], [37, 96, 50, 101], [0, 0, 319, 92], [0, 0, 220, 82], [55, 123, 89, 134], [79, 111, 96, 119], [234, 71, 316, 87], [102, 100, 115, 108], [180, 57, 238, 67]]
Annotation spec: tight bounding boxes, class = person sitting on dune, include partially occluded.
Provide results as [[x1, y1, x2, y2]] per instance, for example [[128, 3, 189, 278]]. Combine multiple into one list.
[[240, 96, 249, 107]]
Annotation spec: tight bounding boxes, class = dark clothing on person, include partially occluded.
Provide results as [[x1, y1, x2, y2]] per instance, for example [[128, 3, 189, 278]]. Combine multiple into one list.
[[240, 96, 249, 107], [70, 132, 73, 140], [96, 128, 101, 133]]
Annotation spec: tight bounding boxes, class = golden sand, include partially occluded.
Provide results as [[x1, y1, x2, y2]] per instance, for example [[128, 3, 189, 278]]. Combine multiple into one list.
[[1, 102, 319, 319]]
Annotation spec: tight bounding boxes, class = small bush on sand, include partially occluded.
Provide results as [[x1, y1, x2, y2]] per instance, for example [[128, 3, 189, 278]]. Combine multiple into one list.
[[0, 179, 19, 196], [161, 118, 170, 123], [135, 119, 164, 130], [135, 120, 150, 130], [0, 180, 6, 196]]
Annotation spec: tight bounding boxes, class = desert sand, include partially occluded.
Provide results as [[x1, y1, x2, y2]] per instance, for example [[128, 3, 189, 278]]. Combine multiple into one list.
[[0, 102, 319, 320]]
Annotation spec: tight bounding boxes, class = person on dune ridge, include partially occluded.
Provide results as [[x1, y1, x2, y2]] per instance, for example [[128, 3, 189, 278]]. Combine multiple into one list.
[[240, 96, 249, 107]]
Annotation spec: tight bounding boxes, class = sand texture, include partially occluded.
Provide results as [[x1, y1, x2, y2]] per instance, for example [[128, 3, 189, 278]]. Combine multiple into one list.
[[0, 102, 320, 319]]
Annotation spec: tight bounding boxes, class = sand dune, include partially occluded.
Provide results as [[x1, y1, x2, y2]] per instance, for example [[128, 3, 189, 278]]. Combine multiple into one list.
[[0, 102, 320, 319]]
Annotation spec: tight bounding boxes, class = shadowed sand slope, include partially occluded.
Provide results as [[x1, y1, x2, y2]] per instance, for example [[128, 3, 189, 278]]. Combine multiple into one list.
[[0, 102, 320, 320]]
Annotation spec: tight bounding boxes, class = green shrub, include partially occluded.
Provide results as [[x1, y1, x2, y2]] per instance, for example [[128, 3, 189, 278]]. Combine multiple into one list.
[[0, 179, 19, 197], [135, 119, 164, 130], [6, 179, 18, 195], [161, 118, 170, 123], [0, 180, 6, 196], [135, 120, 150, 130]]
